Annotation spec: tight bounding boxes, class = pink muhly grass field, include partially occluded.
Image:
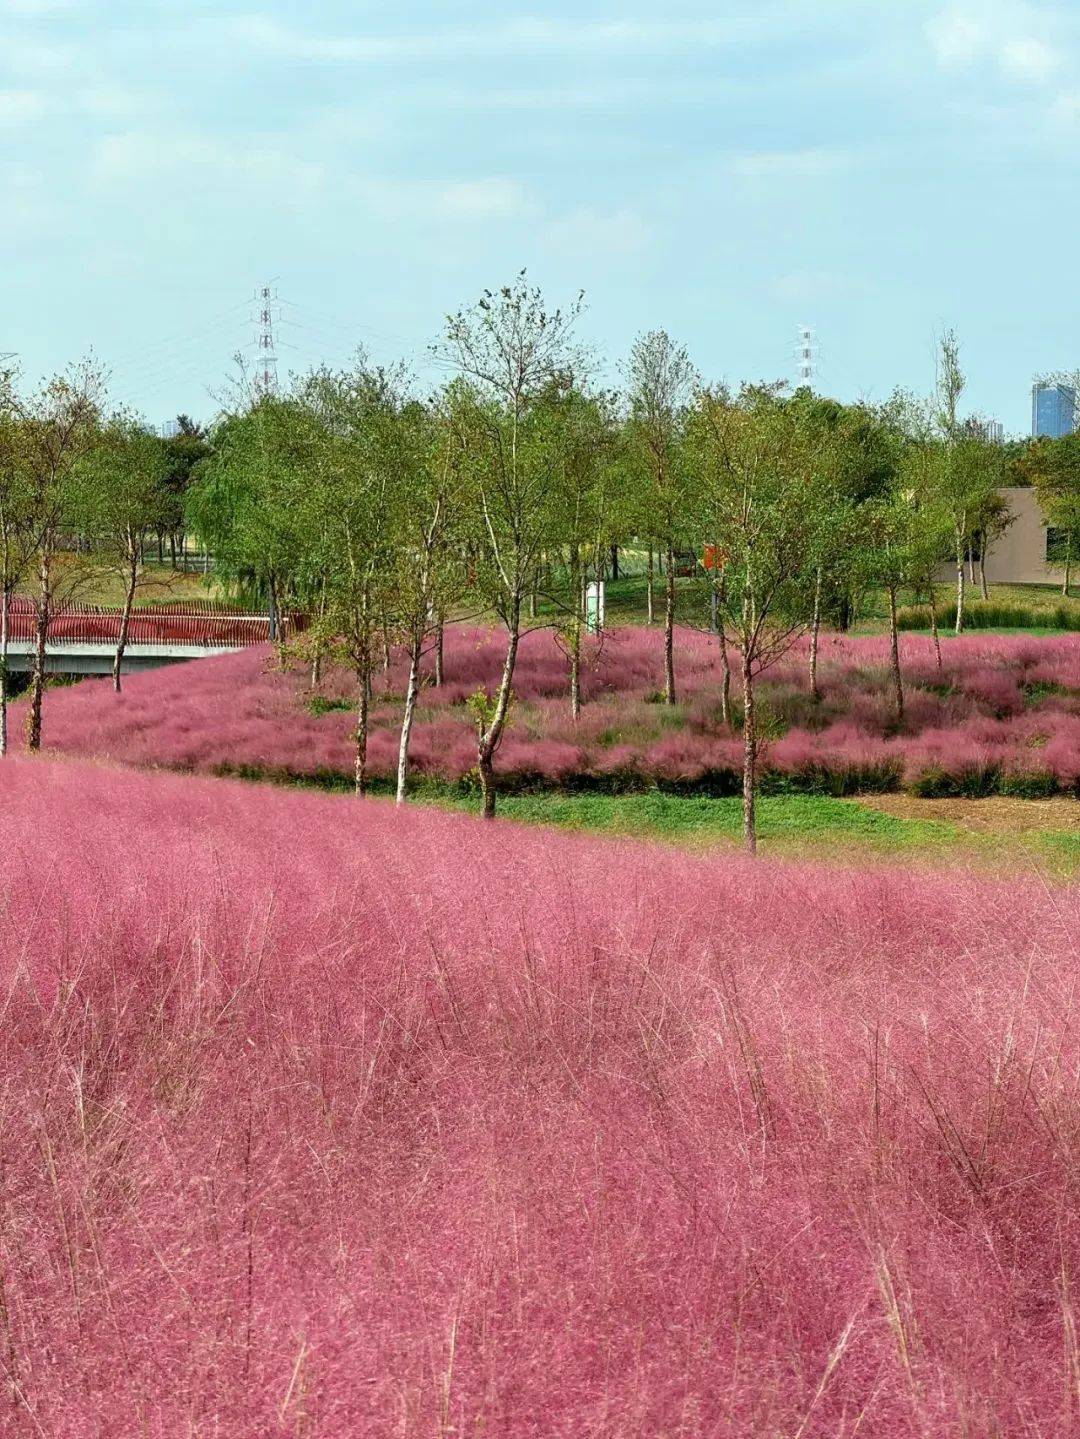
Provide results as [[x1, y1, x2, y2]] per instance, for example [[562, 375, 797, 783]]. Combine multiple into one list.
[[18, 624, 1080, 794], [0, 755, 1078, 1433]]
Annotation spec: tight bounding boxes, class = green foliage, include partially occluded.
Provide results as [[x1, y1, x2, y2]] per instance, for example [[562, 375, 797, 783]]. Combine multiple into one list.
[[896, 600, 1080, 632]]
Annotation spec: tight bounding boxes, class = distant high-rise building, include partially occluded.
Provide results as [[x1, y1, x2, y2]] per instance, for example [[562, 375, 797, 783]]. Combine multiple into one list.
[[1032, 382, 1076, 439], [158, 419, 181, 440], [984, 419, 1004, 446]]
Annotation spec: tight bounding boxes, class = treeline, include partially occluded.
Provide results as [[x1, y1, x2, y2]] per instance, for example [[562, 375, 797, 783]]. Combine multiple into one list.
[[0, 364, 210, 752], [3, 279, 1079, 848]]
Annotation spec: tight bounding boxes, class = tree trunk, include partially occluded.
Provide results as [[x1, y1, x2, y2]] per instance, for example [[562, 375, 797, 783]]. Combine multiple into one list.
[[928, 583, 943, 674], [569, 551, 583, 720], [979, 546, 989, 600], [169, 532, 177, 569], [570, 627, 581, 721], [954, 535, 965, 635], [395, 631, 423, 805], [714, 573, 731, 726], [354, 668, 370, 797], [157, 531, 164, 564], [113, 544, 138, 693], [0, 585, 9, 758], [809, 565, 823, 703], [888, 583, 904, 723], [646, 550, 655, 625], [967, 546, 975, 584], [477, 606, 521, 820], [26, 553, 49, 753], [663, 543, 676, 706], [1063, 536, 1072, 597], [610, 544, 619, 581], [741, 651, 757, 856], [435, 616, 445, 687], [309, 580, 327, 687]]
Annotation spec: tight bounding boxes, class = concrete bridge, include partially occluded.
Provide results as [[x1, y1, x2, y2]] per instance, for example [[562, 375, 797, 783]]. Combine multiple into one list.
[[3, 640, 251, 676], [4, 602, 287, 676]]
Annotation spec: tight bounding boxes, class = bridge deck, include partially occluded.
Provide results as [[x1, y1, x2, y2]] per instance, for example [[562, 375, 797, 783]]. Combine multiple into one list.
[[3, 602, 286, 675]]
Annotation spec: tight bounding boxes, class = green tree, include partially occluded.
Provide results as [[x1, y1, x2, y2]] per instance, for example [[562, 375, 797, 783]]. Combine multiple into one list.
[[0, 362, 105, 751], [929, 331, 1004, 632], [300, 362, 405, 795], [539, 383, 618, 719], [386, 393, 468, 804], [0, 379, 37, 754], [1020, 434, 1080, 595], [437, 275, 583, 818], [786, 393, 893, 699], [624, 330, 695, 705], [187, 394, 321, 656], [687, 385, 819, 853], [160, 415, 209, 566], [71, 415, 168, 690]]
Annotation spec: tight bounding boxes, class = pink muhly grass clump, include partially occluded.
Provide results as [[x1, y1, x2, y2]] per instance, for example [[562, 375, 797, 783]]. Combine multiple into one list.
[[18, 625, 1080, 794], [0, 755, 1077, 1432]]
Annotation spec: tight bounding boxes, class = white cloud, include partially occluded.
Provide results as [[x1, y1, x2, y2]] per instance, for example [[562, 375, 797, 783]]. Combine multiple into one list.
[[353, 174, 537, 225], [1, 36, 78, 76], [925, 10, 989, 68], [0, 88, 45, 125], [538, 206, 651, 258], [91, 129, 534, 227], [1050, 90, 1080, 125], [729, 148, 857, 178], [434, 179, 533, 221], [999, 36, 1058, 82], [0, 0, 79, 11], [772, 269, 873, 303], [204, 13, 757, 65], [926, 5, 1064, 85], [93, 132, 328, 195]]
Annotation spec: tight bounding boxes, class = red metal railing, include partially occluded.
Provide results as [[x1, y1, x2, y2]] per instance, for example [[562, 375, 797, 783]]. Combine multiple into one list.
[[4, 600, 292, 649]]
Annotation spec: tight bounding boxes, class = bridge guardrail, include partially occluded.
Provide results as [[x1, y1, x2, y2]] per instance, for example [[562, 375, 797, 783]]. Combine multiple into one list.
[[3, 601, 302, 649]]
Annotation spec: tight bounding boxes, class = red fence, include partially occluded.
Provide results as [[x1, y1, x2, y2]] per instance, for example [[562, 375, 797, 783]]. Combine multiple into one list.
[[5, 600, 293, 649]]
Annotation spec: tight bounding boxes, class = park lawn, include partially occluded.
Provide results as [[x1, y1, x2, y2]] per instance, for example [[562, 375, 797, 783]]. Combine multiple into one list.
[[530, 572, 1080, 634], [15, 554, 228, 608], [413, 788, 1080, 876]]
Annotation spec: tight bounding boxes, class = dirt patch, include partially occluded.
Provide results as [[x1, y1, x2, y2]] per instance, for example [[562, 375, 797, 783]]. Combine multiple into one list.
[[858, 794, 1080, 835]]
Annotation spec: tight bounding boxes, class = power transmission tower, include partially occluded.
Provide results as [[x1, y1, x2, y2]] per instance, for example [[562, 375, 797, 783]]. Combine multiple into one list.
[[253, 284, 279, 398], [795, 325, 818, 390]]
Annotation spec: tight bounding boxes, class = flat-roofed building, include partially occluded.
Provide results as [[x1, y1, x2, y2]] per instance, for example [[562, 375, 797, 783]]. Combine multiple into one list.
[[936, 486, 1067, 586]]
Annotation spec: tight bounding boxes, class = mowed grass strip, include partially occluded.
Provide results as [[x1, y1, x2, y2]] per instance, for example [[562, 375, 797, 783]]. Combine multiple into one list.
[[422, 788, 1080, 874]]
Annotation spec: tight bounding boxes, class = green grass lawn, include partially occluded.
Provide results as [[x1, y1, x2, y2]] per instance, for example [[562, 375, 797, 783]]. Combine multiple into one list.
[[527, 567, 1080, 634], [412, 788, 1080, 875], [17, 556, 228, 609]]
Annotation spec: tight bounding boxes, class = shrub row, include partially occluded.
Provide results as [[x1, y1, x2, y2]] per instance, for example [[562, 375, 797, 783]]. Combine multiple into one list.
[[896, 599, 1080, 632], [211, 758, 1078, 802]]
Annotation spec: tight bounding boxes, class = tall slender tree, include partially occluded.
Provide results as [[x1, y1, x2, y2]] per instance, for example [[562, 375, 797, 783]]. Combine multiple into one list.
[[624, 331, 695, 705], [437, 275, 583, 818], [71, 416, 168, 691], [0, 362, 104, 751], [0, 382, 37, 755], [688, 385, 819, 853]]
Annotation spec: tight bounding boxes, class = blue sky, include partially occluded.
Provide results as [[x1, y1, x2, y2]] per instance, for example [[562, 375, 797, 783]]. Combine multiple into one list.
[[1, 0, 1076, 431]]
